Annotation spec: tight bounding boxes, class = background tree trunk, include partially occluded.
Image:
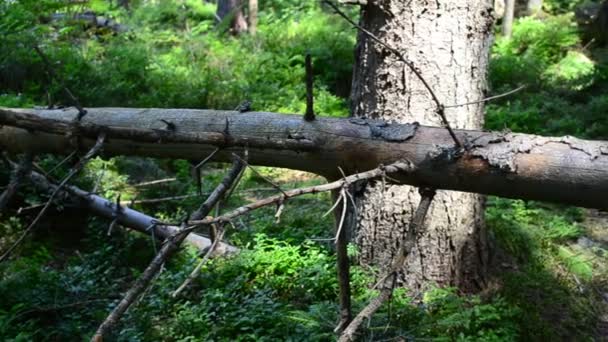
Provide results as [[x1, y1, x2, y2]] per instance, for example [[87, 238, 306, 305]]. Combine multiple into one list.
[[527, 0, 543, 15], [216, 0, 248, 35], [248, 0, 258, 35], [503, 0, 516, 37], [350, 0, 495, 292]]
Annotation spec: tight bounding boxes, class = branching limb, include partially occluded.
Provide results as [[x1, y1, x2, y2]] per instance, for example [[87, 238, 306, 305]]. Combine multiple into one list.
[[187, 161, 415, 228], [91, 158, 244, 341], [0, 153, 33, 214], [338, 188, 436, 342], [0, 133, 105, 264]]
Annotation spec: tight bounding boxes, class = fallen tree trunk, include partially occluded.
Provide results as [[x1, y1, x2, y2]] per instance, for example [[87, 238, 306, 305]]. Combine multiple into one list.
[[25, 166, 236, 254], [1, 107, 607, 209]]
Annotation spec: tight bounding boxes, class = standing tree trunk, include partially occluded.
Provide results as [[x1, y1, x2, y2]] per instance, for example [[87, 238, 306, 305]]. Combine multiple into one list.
[[503, 0, 516, 37], [216, 0, 248, 35], [248, 0, 258, 35], [527, 0, 543, 15], [350, 1, 494, 292]]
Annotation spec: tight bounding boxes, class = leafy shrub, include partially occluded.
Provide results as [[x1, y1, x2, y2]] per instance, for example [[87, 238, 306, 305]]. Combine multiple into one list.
[[491, 15, 580, 89], [419, 288, 520, 341]]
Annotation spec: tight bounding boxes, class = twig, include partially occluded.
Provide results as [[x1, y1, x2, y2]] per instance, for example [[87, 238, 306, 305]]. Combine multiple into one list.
[[0, 134, 105, 263], [232, 153, 288, 197], [132, 178, 177, 187], [91, 158, 244, 341], [339, 188, 436, 342], [193, 147, 220, 169], [323, 0, 460, 148], [0, 153, 33, 213], [46, 151, 77, 175], [171, 228, 226, 298], [120, 193, 201, 206], [444, 85, 526, 108], [322, 192, 344, 218], [305, 53, 315, 121]]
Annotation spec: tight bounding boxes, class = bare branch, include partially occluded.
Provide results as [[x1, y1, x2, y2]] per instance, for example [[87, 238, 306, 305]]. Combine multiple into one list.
[[186, 161, 415, 228], [232, 153, 288, 197], [92, 158, 245, 340], [45, 151, 77, 175], [132, 178, 177, 188], [171, 228, 226, 298], [120, 193, 200, 206], [23, 166, 232, 252], [444, 85, 526, 109], [0, 154, 33, 213], [334, 189, 348, 241], [0, 133, 105, 264], [193, 147, 220, 169], [334, 187, 352, 333]]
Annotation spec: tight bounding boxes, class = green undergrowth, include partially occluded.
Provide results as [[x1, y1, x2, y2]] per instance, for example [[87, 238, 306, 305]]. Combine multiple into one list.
[[1, 0, 608, 340], [1, 157, 605, 340], [0, 0, 352, 116], [486, 198, 605, 340]]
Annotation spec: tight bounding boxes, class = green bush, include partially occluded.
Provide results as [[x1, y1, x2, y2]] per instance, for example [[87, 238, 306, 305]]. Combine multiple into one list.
[[491, 15, 581, 89]]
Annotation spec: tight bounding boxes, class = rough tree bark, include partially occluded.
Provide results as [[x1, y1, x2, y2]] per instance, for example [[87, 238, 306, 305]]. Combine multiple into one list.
[[350, 1, 495, 291], [2, 108, 608, 210], [216, 0, 248, 35]]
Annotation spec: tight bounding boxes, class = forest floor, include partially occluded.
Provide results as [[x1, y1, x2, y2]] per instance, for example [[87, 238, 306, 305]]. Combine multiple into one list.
[[582, 209, 608, 339]]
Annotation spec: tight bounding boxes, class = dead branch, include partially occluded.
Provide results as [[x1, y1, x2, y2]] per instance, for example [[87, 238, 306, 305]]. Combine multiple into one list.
[[232, 153, 287, 197], [186, 161, 415, 228], [338, 188, 436, 342], [0, 134, 105, 263], [171, 228, 226, 297], [120, 193, 200, 206], [334, 187, 352, 333], [92, 158, 245, 341], [22, 166, 233, 253], [132, 178, 177, 187], [0, 154, 33, 213], [445, 85, 527, 108]]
